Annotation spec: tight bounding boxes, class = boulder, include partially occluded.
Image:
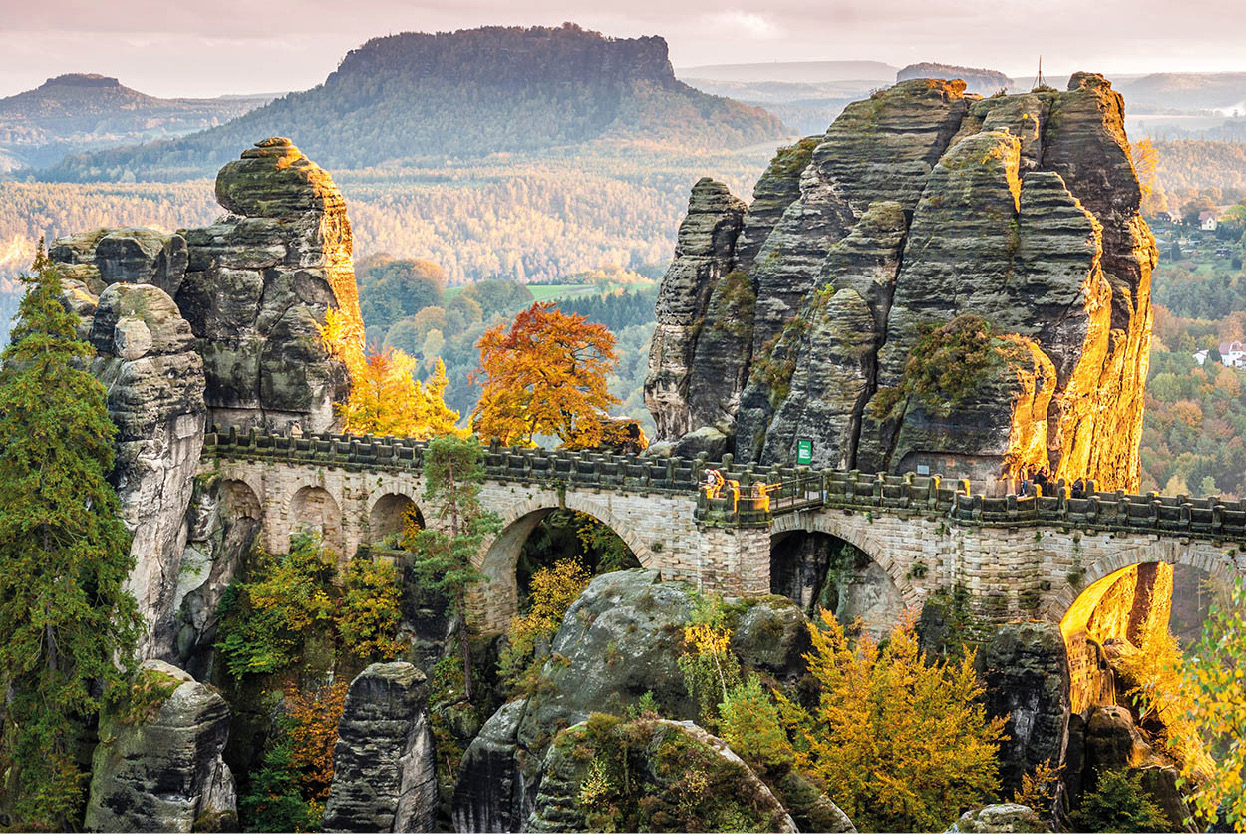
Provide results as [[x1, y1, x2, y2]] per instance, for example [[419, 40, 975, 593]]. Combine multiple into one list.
[[85, 660, 236, 833], [731, 595, 813, 682], [323, 662, 438, 833], [88, 283, 206, 660], [948, 803, 1046, 833], [525, 717, 801, 833]]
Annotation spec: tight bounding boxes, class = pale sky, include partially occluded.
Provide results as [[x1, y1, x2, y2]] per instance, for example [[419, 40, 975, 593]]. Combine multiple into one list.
[[0, 0, 1238, 98]]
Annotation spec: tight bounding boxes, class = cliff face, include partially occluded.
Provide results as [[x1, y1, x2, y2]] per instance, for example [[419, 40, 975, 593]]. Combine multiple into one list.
[[646, 73, 1156, 491]]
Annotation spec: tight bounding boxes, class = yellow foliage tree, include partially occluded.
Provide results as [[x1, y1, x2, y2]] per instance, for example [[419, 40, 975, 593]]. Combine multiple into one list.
[[677, 595, 742, 728], [322, 307, 461, 439], [498, 559, 591, 691], [775, 611, 1005, 833], [1176, 577, 1246, 830], [285, 680, 350, 803]]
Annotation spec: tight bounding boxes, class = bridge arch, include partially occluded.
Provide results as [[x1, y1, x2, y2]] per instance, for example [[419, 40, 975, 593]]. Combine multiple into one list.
[[474, 492, 652, 633], [368, 491, 425, 547], [220, 478, 262, 521], [769, 512, 914, 639], [1041, 539, 1239, 626], [289, 485, 345, 556]]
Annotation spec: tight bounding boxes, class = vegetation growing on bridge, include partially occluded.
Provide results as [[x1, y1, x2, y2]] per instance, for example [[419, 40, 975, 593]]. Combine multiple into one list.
[[405, 435, 501, 700]]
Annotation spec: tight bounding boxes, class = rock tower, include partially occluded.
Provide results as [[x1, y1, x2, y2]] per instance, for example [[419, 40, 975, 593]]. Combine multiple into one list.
[[646, 74, 1156, 492]]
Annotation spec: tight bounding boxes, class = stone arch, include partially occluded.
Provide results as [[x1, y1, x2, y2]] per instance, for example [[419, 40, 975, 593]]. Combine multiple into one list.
[[289, 485, 345, 556], [368, 492, 424, 546], [769, 512, 916, 605], [768, 512, 911, 641], [221, 478, 261, 521], [473, 491, 651, 633], [1042, 537, 1239, 625]]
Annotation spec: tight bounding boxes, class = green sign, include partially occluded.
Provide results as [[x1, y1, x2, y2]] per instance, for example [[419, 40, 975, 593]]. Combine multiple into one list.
[[797, 439, 813, 465]]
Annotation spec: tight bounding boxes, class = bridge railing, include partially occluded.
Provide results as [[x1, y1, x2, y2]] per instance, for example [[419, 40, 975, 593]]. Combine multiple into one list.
[[202, 428, 1246, 542]]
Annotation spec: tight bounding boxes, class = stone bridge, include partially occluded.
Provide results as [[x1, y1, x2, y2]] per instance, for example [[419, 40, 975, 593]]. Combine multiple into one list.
[[201, 428, 1246, 634]]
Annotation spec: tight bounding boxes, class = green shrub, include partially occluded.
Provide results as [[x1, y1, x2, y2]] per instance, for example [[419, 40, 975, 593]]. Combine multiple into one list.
[[215, 531, 336, 679], [1069, 769, 1173, 833]]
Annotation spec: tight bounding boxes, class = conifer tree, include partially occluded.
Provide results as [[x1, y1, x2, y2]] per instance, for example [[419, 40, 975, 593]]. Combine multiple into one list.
[[0, 245, 140, 827], [404, 435, 499, 700]]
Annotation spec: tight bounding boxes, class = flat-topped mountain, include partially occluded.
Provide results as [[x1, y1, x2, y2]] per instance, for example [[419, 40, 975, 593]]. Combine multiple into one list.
[[897, 63, 1014, 95], [0, 74, 272, 171], [44, 24, 787, 182]]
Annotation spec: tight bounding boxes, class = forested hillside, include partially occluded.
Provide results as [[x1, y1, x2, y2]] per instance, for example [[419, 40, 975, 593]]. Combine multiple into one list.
[[0, 145, 768, 287], [42, 24, 785, 182], [0, 74, 270, 172]]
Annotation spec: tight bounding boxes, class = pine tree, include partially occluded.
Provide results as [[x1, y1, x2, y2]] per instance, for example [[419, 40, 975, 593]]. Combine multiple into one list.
[[0, 245, 140, 827], [404, 435, 499, 700]]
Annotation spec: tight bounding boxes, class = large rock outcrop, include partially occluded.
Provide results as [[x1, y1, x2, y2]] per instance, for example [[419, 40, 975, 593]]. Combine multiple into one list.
[[323, 662, 438, 833], [647, 73, 1155, 491], [79, 282, 207, 659], [175, 137, 363, 433], [453, 571, 850, 833], [85, 660, 236, 833], [49, 137, 365, 664]]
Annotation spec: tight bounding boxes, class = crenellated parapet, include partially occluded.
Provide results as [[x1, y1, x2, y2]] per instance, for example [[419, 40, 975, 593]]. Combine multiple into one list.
[[202, 428, 1246, 546]]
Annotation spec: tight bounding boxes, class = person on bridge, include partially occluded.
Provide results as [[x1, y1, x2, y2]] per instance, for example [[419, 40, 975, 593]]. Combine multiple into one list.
[[703, 469, 726, 500]]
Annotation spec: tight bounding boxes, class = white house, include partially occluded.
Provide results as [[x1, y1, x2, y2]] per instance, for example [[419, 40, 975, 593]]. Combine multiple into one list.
[[1200, 210, 1219, 231], [1220, 341, 1246, 368], [1194, 349, 1209, 366]]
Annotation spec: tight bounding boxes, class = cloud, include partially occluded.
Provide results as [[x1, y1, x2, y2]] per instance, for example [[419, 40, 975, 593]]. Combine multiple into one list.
[[704, 11, 782, 40]]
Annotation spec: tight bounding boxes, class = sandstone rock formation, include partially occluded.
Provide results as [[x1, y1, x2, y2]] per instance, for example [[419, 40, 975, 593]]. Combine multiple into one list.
[[85, 660, 236, 833], [51, 137, 363, 436], [323, 662, 438, 833], [647, 73, 1156, 491], [176, 137, 363, 434], [454, 570, 851, 833], [979, 622, 1070, 797], [80, 282, 206, 659], [49, 137, 364, 664]]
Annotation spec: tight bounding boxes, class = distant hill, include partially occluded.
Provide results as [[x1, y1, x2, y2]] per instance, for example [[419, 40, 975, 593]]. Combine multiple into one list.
[[896, 63, 1014, 95], [43, 25, 787, 183], [1117, 72, 1246, 113], [676, 60, 896, 84], [0, 74, 272, 172]]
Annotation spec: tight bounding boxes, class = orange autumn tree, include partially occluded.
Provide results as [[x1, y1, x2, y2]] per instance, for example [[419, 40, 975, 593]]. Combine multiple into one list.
[[324, 308, 461, 439], [471, 302, 619, 446]]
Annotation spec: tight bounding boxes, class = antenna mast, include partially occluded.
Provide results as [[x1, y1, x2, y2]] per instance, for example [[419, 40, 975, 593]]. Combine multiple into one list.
[[1032, 56, 1047, 90]]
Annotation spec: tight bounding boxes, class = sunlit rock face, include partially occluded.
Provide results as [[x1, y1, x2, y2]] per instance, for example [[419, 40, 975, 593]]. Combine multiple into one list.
[[648, 73, 1155, 490], [176, 137, 364, 434], [1060, 561, 1174, 714]]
